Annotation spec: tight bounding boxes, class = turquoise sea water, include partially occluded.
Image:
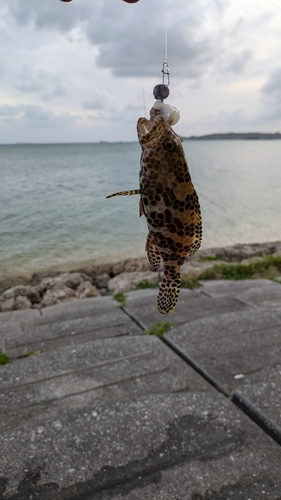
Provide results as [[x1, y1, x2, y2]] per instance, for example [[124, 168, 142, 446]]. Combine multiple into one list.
[[1, 140, 281, 279]]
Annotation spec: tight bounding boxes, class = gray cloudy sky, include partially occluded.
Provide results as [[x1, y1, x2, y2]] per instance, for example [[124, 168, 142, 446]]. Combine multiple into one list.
[[0, 0, 281, 143]]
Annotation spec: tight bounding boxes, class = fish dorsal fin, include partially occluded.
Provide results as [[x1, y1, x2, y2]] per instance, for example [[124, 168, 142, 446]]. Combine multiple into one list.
[[139, 197, 144, 218], [106, 189, 141, 199]]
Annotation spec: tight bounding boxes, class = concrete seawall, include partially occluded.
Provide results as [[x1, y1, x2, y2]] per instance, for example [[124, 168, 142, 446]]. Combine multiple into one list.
[[1, 278, 281, 498]]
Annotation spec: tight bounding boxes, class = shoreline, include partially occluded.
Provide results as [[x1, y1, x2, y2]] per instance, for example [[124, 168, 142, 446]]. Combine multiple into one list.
[[1, 240, 281, 313], [2, 240, 281, 283]]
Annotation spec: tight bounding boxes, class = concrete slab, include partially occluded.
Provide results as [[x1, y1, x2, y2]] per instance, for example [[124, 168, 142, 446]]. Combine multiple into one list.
[[0, 336, 211, 416], [1, 392, 281, 499], [0, 308, 41, 324], [1, 283, 281, 499], [0, 309, 40, 352], [0, 319, 22, 338], [31, 296, 120, 324], [1, 297, 141, 358], [236, 281, 281, 309], [0, 332, 216, 435], [236, 363, 281, 426], [125, 288, 252, 328], [200, 279, 275, 298], [166, 308, 281, 428]]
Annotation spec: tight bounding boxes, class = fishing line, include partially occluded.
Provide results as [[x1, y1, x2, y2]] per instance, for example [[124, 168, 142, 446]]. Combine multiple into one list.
[[164, 0, 168, 64], [162, 0, 170, 87], [268, 0, 281, 10], [153, 0, 170, 100]]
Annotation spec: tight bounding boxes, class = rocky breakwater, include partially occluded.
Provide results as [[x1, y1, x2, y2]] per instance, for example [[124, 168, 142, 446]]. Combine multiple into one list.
[[1, 241, 281, 313], [0, 258, 155, 313]]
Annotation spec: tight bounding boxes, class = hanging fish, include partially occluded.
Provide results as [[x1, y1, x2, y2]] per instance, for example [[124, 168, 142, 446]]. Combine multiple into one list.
[[107, 101, 202, 314]]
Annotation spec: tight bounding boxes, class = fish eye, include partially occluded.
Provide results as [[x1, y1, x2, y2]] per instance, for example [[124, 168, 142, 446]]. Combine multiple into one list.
[[164, 139, 176, 152]]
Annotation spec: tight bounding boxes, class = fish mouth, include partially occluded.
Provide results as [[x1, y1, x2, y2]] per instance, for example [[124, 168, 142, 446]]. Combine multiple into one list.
[[137, 116, 167, 146], [137, 117, 153, 138]]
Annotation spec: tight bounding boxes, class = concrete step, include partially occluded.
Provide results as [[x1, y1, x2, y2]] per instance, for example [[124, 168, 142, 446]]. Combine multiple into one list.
[[165, 307, 281, 430], [0, 336, 211, 422], [124, 286, 253, 329], [1, 384, 281, 499], [1, 297, 141, 359], [201, 278, 281, 308], [1, 281, 281, 499], [200, 278, 277, 298]]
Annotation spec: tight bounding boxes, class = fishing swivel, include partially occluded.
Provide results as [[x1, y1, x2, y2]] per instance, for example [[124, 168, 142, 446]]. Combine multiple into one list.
[[161, 60, 170, 86], [153, 60, 170, 102]]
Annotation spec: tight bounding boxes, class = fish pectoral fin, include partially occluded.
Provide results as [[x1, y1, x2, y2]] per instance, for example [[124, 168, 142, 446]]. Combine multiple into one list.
[[106, 189, 141, 199], [145, 234, 161, 270], [139, 197, 144, 217], [157, 265, 181, 315]]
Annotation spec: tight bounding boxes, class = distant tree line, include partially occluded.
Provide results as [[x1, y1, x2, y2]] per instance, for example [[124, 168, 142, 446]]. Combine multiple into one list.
[[182, 132, 281, 140]]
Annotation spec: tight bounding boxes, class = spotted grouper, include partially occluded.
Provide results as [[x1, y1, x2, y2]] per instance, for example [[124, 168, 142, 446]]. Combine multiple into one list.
[[107, 102, 202, 314]]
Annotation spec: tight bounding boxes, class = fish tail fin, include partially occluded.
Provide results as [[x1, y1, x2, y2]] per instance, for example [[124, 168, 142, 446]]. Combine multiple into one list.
[[157, 264, 181, 315], [106, 189, 141, 199]]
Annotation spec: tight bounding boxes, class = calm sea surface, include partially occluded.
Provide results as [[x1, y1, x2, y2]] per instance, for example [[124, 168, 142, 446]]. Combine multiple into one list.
[[1, 140, 281, 279]]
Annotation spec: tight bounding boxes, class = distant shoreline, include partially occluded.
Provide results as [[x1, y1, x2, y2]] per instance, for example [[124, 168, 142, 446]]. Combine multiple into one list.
[[1, 132, 281, 146], [182, 132, 281, 141]]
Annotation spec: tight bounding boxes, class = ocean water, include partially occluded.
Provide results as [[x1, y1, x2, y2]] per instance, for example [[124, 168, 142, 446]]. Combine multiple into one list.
[[1, 140, 281, 279]]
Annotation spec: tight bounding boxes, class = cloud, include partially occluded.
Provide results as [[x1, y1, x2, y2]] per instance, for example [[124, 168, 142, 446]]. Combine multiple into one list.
[[204, 108, 247, 130], [6, 0, 93, 32], [226, 49, 252, 75], [256, 67, 281, 124], [83, 89, 110, 111], [262, 68, 281, 102], [86, 0, 229, 79], [0, 105, 23, 117], [41, 74, 67, 100], [15, 65, 44, 93], [15, 65, 67, 100], [0, 0, 280, 142], [24, 105, 55, 121], [0, 103, 69, 123], [16, 82, 43, 93], [6, 0, 251, 82]]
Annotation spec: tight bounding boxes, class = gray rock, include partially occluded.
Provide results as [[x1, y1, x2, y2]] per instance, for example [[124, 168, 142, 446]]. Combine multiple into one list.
[[61, 272, 90, 289], [36, 276, 59, 293], [1, 295, 32, 312], [40, 283, 76, 307], [0, 276, 29, 296], [95, 272, 110, 288], [76, 281, 101, 299], [108, 271, 157, 294], [112, 257, 151, 275], [0, 285, 41, 304], [37, 272, 89, 294], [0, 285, 41, 311]]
